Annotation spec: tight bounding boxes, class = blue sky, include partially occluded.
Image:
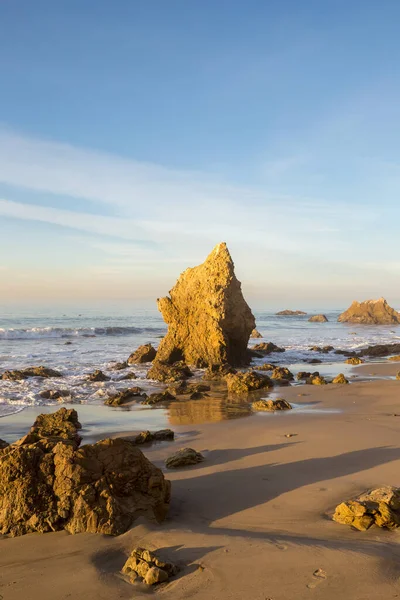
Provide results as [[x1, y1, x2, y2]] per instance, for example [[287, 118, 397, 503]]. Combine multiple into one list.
[[1, 0, 400, 307]]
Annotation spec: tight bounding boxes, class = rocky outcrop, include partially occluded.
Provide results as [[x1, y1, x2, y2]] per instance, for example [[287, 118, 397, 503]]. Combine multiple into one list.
[[359, 343, 400, 358], [203, 363, 237, 380], [225, 371, 272, 393], [104, 387, 146, 406], [338, 298, 400, 324], [251, 363, 276, 371], [1, 366, 62, 380], [345, 357, 363, 365], [142, 391, 176, 405], [131, 430, 174, 445], [276, 310, 306, 316], [333, 487, 400, 530], [0, 408, 170, 537], [309, 375, 327, 385], [127, 344, 157, 365], [165, 448, 204, 468], [155, 243, 255, 367], [309, 345, 334, 353], [308, 314, 328, 322], [270, 367, 294, 381], [332, 373, 349, 384], [111, 361, 128, 370], [297, 371, 319, 380], [122, 547, 179, 585], [147, 361, 193, 383], [252, 398, 292, 411], [88, 369, 110, 382], [250, 329, 263, 338], [252, 342, 285, 355]]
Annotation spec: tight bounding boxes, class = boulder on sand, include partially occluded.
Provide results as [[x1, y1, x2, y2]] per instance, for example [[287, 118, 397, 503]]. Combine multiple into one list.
[[345, 357, 363, 365], [127, 344, 157, 365], [154, 243, 255, 367], [122, 547, 179, 585], [333, 486, 400, 530], [165, 447, 204, 468], [332, 373, 349, 384], [225, 371, 272, 393], [0, 408, 170, 537], [252, 398, 292, 411], [308, 314, 328, 322], [338, 298, 400, 324]]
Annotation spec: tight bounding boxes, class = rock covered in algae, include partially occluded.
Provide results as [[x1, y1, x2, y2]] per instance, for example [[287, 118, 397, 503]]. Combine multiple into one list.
[[122, 546, 179, 585], [333, 486, 400, 530], [225, 370, 273, 393], [155, 243, 255, 367], [0, 408, 170, 537], [338, 298, 400, 324]]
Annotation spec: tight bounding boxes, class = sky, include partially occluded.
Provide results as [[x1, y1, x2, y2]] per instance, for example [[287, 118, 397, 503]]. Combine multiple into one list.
[[1, 0, 400, 309]]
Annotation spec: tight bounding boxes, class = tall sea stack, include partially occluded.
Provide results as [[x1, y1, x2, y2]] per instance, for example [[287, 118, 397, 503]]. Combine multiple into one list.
[[155, 242, 255, 367]]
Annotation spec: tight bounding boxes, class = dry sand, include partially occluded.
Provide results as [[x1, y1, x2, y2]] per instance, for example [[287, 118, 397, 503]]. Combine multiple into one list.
[[2, 367, 400, 599]]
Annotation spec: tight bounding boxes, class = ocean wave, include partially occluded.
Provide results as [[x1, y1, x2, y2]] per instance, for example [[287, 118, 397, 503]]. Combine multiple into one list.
[[0, 326, 163, 340]]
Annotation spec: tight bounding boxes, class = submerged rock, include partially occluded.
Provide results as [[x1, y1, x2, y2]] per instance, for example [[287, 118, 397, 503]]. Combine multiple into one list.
[[338, 298, 400, 324], [333, 487, 400, 530], [358, 343, 400, 358], [0, 408, 170, 537], [307, 358, 322, 364], [332, 373, 349, 384], [250, 329, 263, 338], [122, 547, 179, 585], [147, 361, 193, 383], [39, 389, 70, 400], [276, 310, 307, 316], [252, 342, 285, 355], [345, 357, 363, 365], [88, 369, 110, 382], [142, 391, 176, 405], [118, 372, 137, 380], [225, 371, 273, 393], [111, 361, 128, 371], [1, 366, 62, 380], [252, 398, 292, 411], [309, 345, 334, 353], [105, 387, 146, 406], [155, 243, 255, 367], [165, 447, 204, 468], [308, 314, 328, 322], [127, 344, 157, 365]]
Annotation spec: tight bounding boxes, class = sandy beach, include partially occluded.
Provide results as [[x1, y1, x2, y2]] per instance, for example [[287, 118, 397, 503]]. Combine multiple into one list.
[[2, 363, 400, 600]]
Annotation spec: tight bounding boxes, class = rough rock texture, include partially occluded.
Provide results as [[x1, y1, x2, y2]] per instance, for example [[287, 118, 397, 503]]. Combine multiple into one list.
[[333, 487, 400, 531], [1, 366, 62, 380], [338, 298, 400, 324], [88, 370, 110, 382], [270, 367, 294, 381], [203, 364, 237, 380], [165, 448, 204, 468], [122, 547, 179, 585], [131, 430, 174, 445], [332, 373, 349, 384], [276, 310, 307, 316], [359, 343, 400, 358], [309, 345, 334, 353], [252, 342, 285, 355], [127, 344, 157, 365], [147, 361, 193, 383], [345, 357, 363, 365], [0, 439, 9, 449], [252, 398, 292, 411], [225, 371, 273, 393], [308, 314, 328, 322], [251, 363, 276, 371], [250, 329, 263, 338], [104, 387, 146, 406], [297, 371, 319, 380], [142, 391, 176, 405], [155, 243, 255, 367], [0, 408, 170, 537], [111, 361, 128, 370], [309, 375, 327, 385]]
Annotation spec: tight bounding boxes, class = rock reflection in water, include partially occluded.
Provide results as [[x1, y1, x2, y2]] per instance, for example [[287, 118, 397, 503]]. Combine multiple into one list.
[[167, 395, 251, 425]]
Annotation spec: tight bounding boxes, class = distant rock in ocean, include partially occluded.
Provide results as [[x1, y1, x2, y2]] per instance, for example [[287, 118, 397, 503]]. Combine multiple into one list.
[[338, 298, 400, 324], [276, 309, 307, 316], [155, 242, 255, 367], [308, 314, 328, 323]]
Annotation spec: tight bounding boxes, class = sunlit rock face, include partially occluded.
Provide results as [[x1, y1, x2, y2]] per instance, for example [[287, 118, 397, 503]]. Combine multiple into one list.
[[155, 242, 255, 367], [338, 298, 400, 324]]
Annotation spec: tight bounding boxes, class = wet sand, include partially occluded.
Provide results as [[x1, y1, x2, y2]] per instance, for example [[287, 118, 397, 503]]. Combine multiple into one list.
[[2, 371, 400, 599]]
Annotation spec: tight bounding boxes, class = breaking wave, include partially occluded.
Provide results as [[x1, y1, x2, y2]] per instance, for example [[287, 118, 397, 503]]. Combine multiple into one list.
[[0, 326, 164, 340]]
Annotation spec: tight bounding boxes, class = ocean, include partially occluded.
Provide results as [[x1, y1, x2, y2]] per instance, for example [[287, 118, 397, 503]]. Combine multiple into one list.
[[0, 305, 399, 425]]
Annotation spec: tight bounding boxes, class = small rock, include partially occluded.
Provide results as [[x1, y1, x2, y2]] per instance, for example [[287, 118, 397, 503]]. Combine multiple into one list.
[[104, 387, 145, 406], [147, 361, 193, 383], [308, 314, 328, 322], [332, 373, 349, 384], [122, 547, 179, 585], [225, 371, 273, 393], [270, 367, 294, 381], [127, 344, 157, 365], [111, 361, 128, 370], [203, 363, 237, 380], [2, 366, 62, 380], [250, 329, 263, 338], [88, 370, 110, 382], [39, 389, 70, 400], [118, 372, 137, 380], [165, 447, 204, 468], [145, 566, 169, 585], [142, 391, 176, 405], [132, 429, 174, 444], [252, 342, 285, 354], [252, 398, 293, 411], [345, 357, 363, 365], [308, 375, 327, 385]]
